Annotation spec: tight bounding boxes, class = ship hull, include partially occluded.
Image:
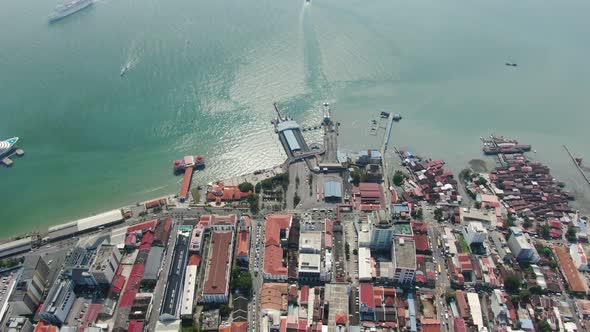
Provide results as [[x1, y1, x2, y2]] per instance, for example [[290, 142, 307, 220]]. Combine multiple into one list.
[[49, 1, 93, 22]]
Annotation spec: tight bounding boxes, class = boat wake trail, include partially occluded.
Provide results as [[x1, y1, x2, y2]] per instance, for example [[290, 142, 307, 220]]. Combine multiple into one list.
[[120, 40, 142, 76]]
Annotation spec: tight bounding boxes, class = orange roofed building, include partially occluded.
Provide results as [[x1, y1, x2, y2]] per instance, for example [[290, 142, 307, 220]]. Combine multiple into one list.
[[236, 216, 251, 265], [263, 215, 292, 281], [207, 181, 250, 204]]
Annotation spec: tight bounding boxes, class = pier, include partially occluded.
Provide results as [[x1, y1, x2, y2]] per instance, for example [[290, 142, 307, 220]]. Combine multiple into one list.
[[1, 148, 24, 167], [563, 145, 590, 187], [380, 114, 395, 208]]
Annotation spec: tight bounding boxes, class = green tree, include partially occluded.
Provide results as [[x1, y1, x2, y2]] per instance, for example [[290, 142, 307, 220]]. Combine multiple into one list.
[[473, 201, 482, 209], [353, 249, 358, 255], [523, 219, 533, 229], [540, 246, 552, 257], [445, 291, 456, 304], [475, 177, 488, 186], [345, 242, 350, 259], [434, 208, 444, 222], [246, 193, 259, 215], [504, 274, 521, 294], [536, 320, 552, 332], [350, 169, 361, 186], [293, 193, 301, 207], [238, 182, 254, 193], [459, 169, 473, 182], [392, 170, 405, 186], [538, 225, 550, 239], [566, 226, 577, 242], [519, 288, 531, 303]]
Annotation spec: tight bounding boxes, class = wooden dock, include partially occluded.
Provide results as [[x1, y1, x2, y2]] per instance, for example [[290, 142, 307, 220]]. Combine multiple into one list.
[[563, 145, 590, 186]]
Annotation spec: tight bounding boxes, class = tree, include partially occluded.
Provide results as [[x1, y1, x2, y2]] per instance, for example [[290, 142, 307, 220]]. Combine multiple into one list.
[[504, 274, 521, 294], [293, 193, 301, 207], [459, 169, 473, 182], [246, 193, 259, 215], [523, 219, 533, 229], [392, 170, 405, 186], [475, 177, 488, 186], [473, 201, 482, 209], [353, 249, 358, 255], [434, 208, 444, 222], [345, 242, 350, 259], [567, 226, 577, 242], [536, 320, 552, 332], [519, 288, 531, 303], [445, 291, 456, 304], [350, 169, 361, 186], [540, 246, 552, 257], [238, 182, 254, 193], [538, 225, 550, 239]]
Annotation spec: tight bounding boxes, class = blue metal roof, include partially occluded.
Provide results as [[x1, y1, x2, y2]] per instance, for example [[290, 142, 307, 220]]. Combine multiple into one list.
[[324, 181, 342, 198], [284, 130, 301, 151]]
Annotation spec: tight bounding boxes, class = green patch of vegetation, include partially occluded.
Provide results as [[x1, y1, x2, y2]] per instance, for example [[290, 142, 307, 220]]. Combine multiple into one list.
[[238, 182, 254, 193], [445, 291, 456, 304], [459, 169, 473, 182], [258, 173, 289, 191], [475, 177, 488, 186], [410, 208, 423, 220], [246, 193, 259, 215], [0, 257, 23, 269], [504, 274, 521, 294], [191, 188, 201, 204], [457, 234, 471, 253], [538, 225, 550, 239], [230, 267, 253, 298], [536, 320, 552, 332], [293, 193, 301, 207], [567, 226, 577, 242], [433, 208, 444, 222], [392, 170, 406, 187], [523, 219, 532, 229], [345, 242, 350, 260], [473, 201, 482, 209]]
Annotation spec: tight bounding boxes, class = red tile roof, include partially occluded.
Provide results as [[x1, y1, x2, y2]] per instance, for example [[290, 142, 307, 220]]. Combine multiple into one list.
[[263, 245, 287, 277], [360, 283, 375, 308], [455, 290, 469, 318], [335, 313, 347, 325], [300, 286, 310, 303], [421, 319, 441, 332], [203, 231, 233, 295], [359, 182, 381, 192], [128, 320, 144, 332], [188, 254, 201, 266], [325, 219, 333, 234], [34, 322, 59, 332], [265, 215, 292, 246], [179, 167, 193, 200], [236, 230, 250, 258], [453, 318, 467, 332], [554, 245, 588, 293], [127, 219, 158, 233], [414, 234, 429, 252]]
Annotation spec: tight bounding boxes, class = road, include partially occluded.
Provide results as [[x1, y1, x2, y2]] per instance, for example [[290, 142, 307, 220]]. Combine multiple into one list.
[[424, 206, 453, 332], [249, 219, 265, 331], [146, 220, 180, 330]]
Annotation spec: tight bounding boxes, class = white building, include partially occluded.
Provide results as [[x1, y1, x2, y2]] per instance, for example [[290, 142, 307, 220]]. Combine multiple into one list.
[[298, 232, 330, 282], [89, 244, 122, 285], [569, 243, 590, 272], [358, 247, 373, 281], [180, 265, 197, 318], [507, 227, 540, 263], [463, 222, 487, 245], [466, 292, 485, 331], [490, 289, 509, 326], [391, 237, 416, 285]]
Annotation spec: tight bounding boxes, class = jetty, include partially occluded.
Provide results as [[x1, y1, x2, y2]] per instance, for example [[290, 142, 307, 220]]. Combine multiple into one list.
[[563, 145, 590, 187], [1, 149, 25, 167]]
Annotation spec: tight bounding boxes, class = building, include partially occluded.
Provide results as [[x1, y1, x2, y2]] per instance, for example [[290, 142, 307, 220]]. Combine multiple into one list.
[[89, 244, 121, 286], [39, 279, 76, 325], [490, 231, 513, 263], [462, 222, 487, 245], [466, 292, 484, 331], [189, 224, 205, 254], [460, 209, 498, 228], [359, 283, 375, 321], [206, 183, 250, 204], [490, 289, 509, 326], [0, 237, 33, 259], [263, 215, 292, 281], [554, 245, 588, 294], [358, 247, 373, 281], [142, 246, 165, 282], [202, 231, 234, 303], [180, 264, 197, 318], [569, 243, 589, 272], [391, 237, 416, 285], [358, 183, 382, 205], [507, 227, 540, 263], [9, 256, 50, 316], [297, 232, 329, 282], [368, 210, 395, 251], [324, 180, 342, 203], [46, 210, 124, 242], [4, 316, 34, 332], [236, 217, 250, 266]]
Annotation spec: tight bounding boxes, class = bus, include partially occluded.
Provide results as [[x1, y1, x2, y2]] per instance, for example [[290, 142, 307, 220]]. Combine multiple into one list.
[[438, 264, 442, 274]]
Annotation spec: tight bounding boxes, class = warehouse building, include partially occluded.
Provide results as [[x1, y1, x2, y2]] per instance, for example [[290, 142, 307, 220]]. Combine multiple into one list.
[[202, 231, 234, 303]]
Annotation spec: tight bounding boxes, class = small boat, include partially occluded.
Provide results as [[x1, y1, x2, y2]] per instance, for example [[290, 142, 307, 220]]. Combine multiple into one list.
[[120, 62, 131, 76], [505, 62, 518, 67]]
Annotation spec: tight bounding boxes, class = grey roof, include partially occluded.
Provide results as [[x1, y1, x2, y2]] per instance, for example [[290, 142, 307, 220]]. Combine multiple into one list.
[[143, 246, 165, 280], [392, 237, 416, 270], [284, 130, 301, 151], [324, 180, 342, 198]]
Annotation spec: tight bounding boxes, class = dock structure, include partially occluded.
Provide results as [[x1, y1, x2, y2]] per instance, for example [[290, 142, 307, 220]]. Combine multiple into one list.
[[380, 114, 395, 208], [563, 145, 590, 187], [179, 166, 194, 202]]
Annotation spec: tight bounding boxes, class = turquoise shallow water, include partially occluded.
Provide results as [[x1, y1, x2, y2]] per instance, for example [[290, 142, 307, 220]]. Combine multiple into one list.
[[1, 0, 590, 238]]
